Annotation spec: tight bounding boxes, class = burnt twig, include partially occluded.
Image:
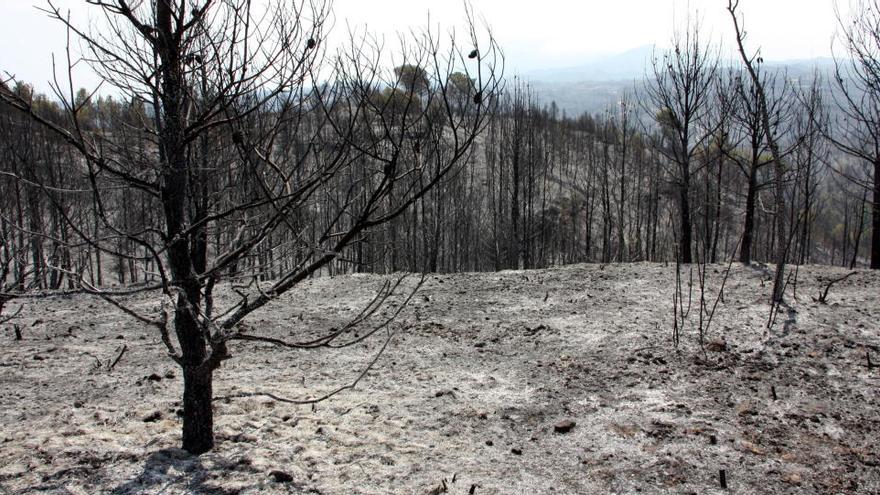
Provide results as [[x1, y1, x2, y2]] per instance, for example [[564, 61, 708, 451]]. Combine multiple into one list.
[[814, 271, 857, 304], [108, 344, 128, 371]]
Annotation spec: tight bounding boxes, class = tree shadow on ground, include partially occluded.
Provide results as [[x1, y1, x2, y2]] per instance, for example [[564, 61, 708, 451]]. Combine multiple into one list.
[[110, 448, 244, 495], [765, 299, 798, 339], [781, 304, 798, 337]]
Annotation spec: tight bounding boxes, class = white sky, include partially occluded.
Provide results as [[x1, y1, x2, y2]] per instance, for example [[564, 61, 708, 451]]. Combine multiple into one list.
[[0, 0, 845, 92]]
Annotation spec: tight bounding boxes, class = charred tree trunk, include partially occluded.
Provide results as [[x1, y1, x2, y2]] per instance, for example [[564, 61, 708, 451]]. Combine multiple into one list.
[[851, 185, 868, 269], [680, 170, 693, 264], [741, 168, 758, 264], [511, 144, 521, 269], [872, 158, 880, 269], [182, 363, 214, 454], [156, 1, 214, 455]]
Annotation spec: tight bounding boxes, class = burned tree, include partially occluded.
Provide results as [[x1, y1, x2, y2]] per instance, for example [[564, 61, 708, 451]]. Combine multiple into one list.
[[645, 20, 719, 264], [0, 0, 500, 454], [827, 0, 880, 269], [725, 65, 798, 265], [727, 0, 790, 304]]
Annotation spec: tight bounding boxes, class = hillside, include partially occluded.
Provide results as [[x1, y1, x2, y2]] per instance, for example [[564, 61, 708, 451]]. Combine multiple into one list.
[[1, 263, 878, 494]]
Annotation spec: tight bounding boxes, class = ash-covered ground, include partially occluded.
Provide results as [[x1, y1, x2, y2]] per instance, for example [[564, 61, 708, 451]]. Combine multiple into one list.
[[1, 263, 878, 494]]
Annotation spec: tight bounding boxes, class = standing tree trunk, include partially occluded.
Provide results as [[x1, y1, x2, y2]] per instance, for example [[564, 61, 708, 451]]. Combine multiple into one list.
[[182, 364, 214, 454], [741, 168, 758, 264], [155, 0, 215, 454], [680, 169, 693, 264], [873, 158, 880, 268], [851, 185, 869, 268]]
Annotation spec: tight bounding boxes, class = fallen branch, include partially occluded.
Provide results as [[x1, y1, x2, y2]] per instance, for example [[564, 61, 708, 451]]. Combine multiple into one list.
[[108, 344, 128, 371], [814, 271, 857, 304]]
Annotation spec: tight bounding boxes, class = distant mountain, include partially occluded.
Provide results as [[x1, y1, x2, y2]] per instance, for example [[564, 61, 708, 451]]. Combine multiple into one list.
[[759, 57, 839, 84], [517, 48, 843, 117], [523, 45, 655, 83]]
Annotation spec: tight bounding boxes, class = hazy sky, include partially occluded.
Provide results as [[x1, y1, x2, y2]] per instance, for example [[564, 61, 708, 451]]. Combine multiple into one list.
[[0, 0, 843, 91]]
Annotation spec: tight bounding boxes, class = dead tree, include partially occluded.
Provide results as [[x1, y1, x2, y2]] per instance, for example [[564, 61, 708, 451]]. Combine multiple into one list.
[[827, 0, 880, 269], [645, 19, 719, 264], [0, 192, 23, 331], [725, 65, 798, 265], [0, 0, 501, 454], [792, 74, 830, 266], [727, 1, 789, 304]]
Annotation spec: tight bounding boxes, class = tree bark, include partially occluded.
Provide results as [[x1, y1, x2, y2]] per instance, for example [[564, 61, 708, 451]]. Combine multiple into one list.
[[155, 0, 214, 454], [872, 157, 880, 269], [182, 364, 214, 454], [852, 185, 868, 269], [740, 168, 758, 264], [680, 171, 693, 264]]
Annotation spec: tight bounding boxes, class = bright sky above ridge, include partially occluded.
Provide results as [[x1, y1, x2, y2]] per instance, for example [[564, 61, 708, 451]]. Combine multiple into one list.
[[0, 0, 842, 92]]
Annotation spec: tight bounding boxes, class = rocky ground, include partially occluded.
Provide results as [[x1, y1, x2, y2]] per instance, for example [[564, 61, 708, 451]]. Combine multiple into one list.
[[0, 262, 878, 494]]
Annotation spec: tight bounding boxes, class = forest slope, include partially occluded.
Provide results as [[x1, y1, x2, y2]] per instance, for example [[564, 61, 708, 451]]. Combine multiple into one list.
[[1, 263, 878, 494]]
